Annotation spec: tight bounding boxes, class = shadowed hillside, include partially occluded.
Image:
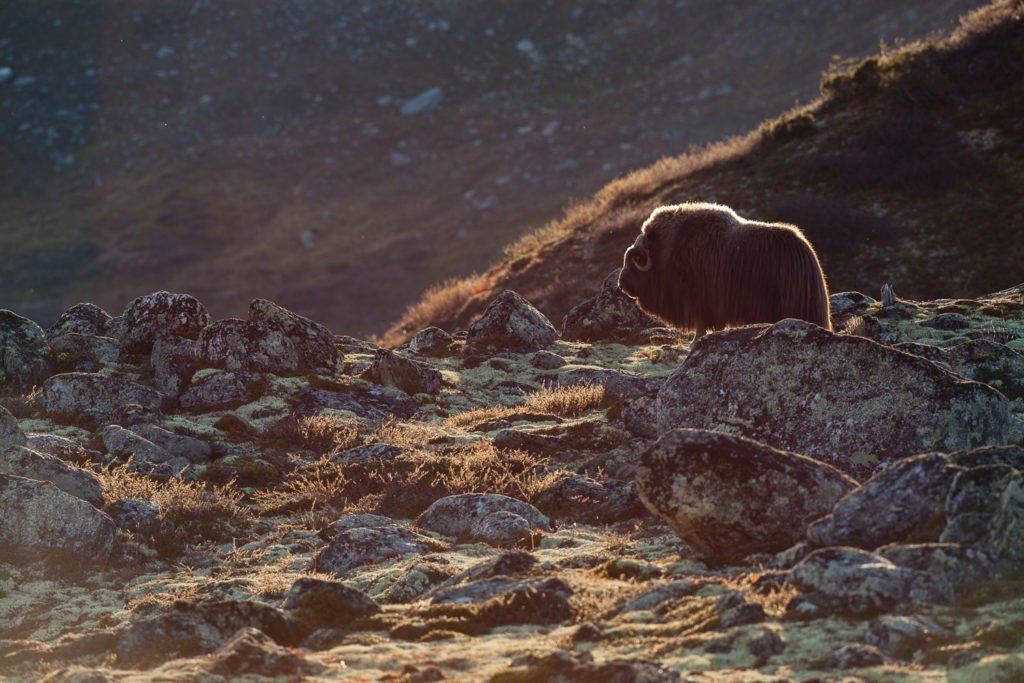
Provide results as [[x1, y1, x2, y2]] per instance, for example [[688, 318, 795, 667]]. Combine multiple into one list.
[[381, 0, 1024, 346], [0, 0, 986, 335]]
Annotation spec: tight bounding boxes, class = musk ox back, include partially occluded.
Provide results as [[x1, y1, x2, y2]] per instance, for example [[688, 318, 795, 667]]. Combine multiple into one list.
[[618, 202, 831, 338]]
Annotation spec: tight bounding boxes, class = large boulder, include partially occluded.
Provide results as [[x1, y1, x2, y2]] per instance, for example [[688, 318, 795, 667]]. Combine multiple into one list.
[[806, 453, 964, 550], [656, 319, 1012, 478], [249, 298, 341, 374], [43, 373, 164, 427], [118, 291, 211, 354], [561, 269, 660, 341], [197, 319, 299, 373], [467, 290, 558, 352], [0, 310, 53, 391], [0, 473, 115, 564], [636, 429, 857, 560]]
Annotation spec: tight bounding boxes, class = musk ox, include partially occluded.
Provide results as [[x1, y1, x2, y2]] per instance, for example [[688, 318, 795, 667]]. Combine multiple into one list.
[[618, 202, 831, 338]]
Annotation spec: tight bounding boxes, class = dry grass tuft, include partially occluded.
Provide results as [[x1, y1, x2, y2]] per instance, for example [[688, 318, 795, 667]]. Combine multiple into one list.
[[378, 273, 488, 346], [99, 463, 249, 542], [262, 412, 362, 454], [445, 382, 605, 428], [524, 381, 605, 417], [254, 440, 559, 522]]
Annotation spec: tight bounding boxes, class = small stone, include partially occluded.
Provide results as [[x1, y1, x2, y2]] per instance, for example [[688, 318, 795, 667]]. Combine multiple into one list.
[[408, 327, 453, 355], [119, 291, 210, 354], [561, 269, 660, 341], [416, 493, 549, 538], [368, 349, 442, 395], [400, 86, 443, 115], [468, 510, 536, 547], [283, 577, 380, 634]]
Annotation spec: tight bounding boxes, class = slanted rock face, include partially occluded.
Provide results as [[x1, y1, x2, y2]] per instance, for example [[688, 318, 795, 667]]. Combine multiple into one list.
[[43, 372, 164, 426], [0, 473, 115, 564], [0, 445, 105, 507], [249, 298, 341, 374], [466, 290, 558, 352], [807, 453, 964, 550], [197, 319, 299, 373], [0, 310, 53, 391], [941, 464, 1024, 575], [0, 406, 26, 449], [561, 269, 660, 341], [637, 429, 856, 559], [369, 348, 442, 395], [119, 291, 211, 354], [656, 319, 1013, 478]]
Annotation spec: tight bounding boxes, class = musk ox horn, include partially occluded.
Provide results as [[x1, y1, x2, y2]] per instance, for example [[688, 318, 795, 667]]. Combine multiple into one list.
[[629, 235, 653, 271]]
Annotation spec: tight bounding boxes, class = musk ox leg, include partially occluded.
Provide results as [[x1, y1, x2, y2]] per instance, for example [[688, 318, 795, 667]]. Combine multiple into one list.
[[693, 326, 706, 340]]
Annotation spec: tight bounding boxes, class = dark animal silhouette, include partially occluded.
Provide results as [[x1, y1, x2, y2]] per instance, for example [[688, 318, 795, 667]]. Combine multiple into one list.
[[618, 202, 831, 338]]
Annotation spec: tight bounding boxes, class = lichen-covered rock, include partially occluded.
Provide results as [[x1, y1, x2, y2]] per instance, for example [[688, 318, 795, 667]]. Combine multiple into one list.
[[207, 627, 318, 678], [129, 423, 212, 464], [468, 511, 537, 547], [806, 453, 963, 550], [116, 600, 300, 666], [100, 425, 174, 463], [941, 464, 1024, 575], [249, 298, 341, 374], [118, 291, 210, 355], [533, 473, 646, 523], [561, 269, 660, 341], [313, 520, 446, 576], [636, 429, 856, 559], [0, 473, 115, 564], [656, 319, 1013, 478], [149, 335, 198, 396], [492, 651, 679, 683], [368, 348, 442, 395], [466, 290, 558, 352], [43, 373, 164, 427], [408, 326, 454, 356], [787, 547, 952, 617], [197, 319, 298, 373], [295, 383, 418, 421], [864, 615, 951, 659], [1, 309, 53, 391], [896, 339, 1024, 401], [416, 493, 549, 538], [46, 302, 112, 339], [829, 291, 876, 319], [282, 577, 380, 634], [0, 445, 104, 507], [422, 550, 537, 602], [1, 405, 26, 449], [822, 644, 893, 670], [48, 333, 121, 369], [106, 498, 175, 539], [876, 542, 993, 590], [178, 370, 252, 412]]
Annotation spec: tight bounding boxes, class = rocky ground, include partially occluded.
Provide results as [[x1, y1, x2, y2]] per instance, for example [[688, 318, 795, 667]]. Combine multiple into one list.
[[1, 278, 1024, 681]]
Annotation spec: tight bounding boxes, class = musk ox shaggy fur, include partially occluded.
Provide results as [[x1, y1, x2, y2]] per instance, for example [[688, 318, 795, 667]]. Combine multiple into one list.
[[618, 202, 831, 338]]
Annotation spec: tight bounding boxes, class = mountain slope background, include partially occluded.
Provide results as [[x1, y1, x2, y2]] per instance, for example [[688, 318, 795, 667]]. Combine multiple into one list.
[[382, 0, 1024, 346], [1, 0, 987, 336]]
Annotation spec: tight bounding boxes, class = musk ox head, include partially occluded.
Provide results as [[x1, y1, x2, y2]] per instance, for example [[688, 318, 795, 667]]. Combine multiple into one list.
[[618, 202, 831, 338]]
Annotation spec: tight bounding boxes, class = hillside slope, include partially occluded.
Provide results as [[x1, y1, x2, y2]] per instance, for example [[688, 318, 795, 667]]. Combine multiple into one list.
[[381, 0, 1024, 346], [0, 0, 986, 335]]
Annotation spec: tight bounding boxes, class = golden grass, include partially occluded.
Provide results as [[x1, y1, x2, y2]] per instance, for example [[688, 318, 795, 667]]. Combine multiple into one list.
[[444, 382, 606, 427], [99, 463, 249, 541], [378, 272, 488, 345]]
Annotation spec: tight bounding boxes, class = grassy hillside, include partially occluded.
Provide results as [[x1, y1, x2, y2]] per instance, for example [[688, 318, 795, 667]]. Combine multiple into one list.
[[0, 0, 986, 335], [380, 0, 1024, 347]]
